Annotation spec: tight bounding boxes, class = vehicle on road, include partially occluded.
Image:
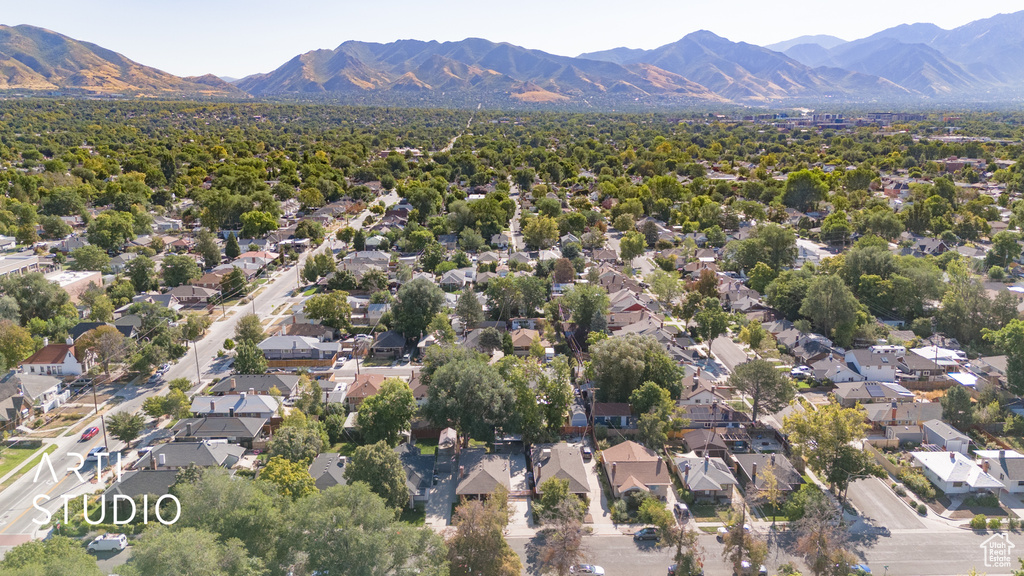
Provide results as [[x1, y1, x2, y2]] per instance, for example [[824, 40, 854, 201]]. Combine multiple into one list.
[[581, 446, 593, 461], [158, 363, 171, 373], [734, 561, 767, 576], [668, 564, 703, 576], [87, 533, 127, 552], [80, 427, 99, 442], [850, 565, 871, 575], [633, 526, 659, 541], [569, 565, 605, 575], [87, 446, 107, 459]]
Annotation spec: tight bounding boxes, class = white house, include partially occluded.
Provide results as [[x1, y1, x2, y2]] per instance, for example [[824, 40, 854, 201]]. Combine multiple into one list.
[[845, 346, 904, 382], [976, 450, 1024, 495], [910, 451, 1003, 494], [18, 338, 90, 377]]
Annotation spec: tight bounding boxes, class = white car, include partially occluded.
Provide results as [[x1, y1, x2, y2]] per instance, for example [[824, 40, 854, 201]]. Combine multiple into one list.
[[790, 366, 812, 379], [570, 565, 605, 576]]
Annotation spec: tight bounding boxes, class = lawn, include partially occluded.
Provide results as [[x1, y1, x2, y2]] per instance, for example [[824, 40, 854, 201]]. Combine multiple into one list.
[[415, 439, 439, 456], [400, 503, 426, 526], [327, 442, 359, 457], [0, 445, 57, 488], [689, 502, 731, 522], [301, 286, 320, 296]]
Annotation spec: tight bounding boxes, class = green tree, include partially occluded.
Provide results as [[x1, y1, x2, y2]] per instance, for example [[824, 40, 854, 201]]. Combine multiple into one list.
[[68, 245, 110, 271], [234, 341, 267, 375], [106, 411, 146, 447], [0, 272, 72, 325], [304, 291, 352, 331], [87, 210, 135, 250], [783, 169, 828, 211], [728, 359, 795, 422], [117, 526, 265, 576], [162, 254, 202, 288], [77, 325, 128, 374], [220, 267, 249, 299], [984, 319, 1024, 395], [646, 269, 682, 307], [124, 256, 156, 293], [268, 423, 324, 463], [765, 269, 813, 320], [785, 403, 872, 495], [240, 210, 278, 238], [987, 230, 1022, 268], [459, 228, 486, 252], [590, 334, 682, 402], [559, 283, 610, 334], [260, 455, 317, 499], [534, 478, 585, 524], [619, 230, 647, 268], [225, 232, 241, 259], [0, 320, 34, 371], [694, 297, 729, 343], [392, 278, 445, 339], [345, 440, 409, 511], [423, 349, 515, 446], [629, 381, 674, 417], [233, 313, 265, 346], [940, 383, 975, 431], [357, 378, 418, 447], [0, 536, 103, 576], [454, 287, 484, 328], [447, 488, 522, 576], [799, 274, 861, 342], [196, 228, 221, 269], [523, 216, 559, 250]]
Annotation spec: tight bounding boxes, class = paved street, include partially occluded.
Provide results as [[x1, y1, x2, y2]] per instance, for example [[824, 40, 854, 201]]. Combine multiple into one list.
[[847, 477, 924, 531], [710, 335, 749, 374]]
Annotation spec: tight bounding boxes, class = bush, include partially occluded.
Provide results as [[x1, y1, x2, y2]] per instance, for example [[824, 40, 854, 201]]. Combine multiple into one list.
[[897, 470, 936, 500], [1008, 517, 1020, 531], [610, 500, 629, 523], [893, 485, 907, 497], [964, 493, 1000, 508], [988, 518, 1002, 530], [916, 503, 927, 515], [970, 514, 987, 530], [594, 425, 608, 441]]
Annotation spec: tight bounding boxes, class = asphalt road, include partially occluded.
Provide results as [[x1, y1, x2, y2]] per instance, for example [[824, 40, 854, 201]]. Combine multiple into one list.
[[847, 477, 924, 531], [509, 528, 1024, 576], [710, 335, 749, 373]]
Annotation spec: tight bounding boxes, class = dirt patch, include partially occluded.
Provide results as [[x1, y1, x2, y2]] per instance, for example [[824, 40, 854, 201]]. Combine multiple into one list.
[[949, 505, 1009, 519]]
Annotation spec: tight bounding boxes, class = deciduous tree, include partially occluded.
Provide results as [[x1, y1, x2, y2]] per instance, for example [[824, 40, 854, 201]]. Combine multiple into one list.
[[728, 359, 795, 423], [357, 378, 418, 447], [345, 440, 409, 510]]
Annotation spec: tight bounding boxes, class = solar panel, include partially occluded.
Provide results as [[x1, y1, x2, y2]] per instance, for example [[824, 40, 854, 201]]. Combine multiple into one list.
[[865, 384, 884, 398]]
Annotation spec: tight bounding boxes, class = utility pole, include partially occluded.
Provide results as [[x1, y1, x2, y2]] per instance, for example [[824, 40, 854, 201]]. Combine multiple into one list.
[[193, 339, 202, 385], [91, 379, 109, 449]]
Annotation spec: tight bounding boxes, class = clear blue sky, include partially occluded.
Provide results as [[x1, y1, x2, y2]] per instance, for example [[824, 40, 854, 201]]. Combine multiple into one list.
[[1, 0, 1020, 78]]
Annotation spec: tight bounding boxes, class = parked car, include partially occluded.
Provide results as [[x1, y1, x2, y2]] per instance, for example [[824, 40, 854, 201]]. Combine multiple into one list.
[[790, 365, 812, 379], [87, 533, 127, 552], [716, 526, 728, 542], [633, 526, 659, 541], [569, 565, 605, 575], [668, 564, 703, 576], [80, 427, 99, 442], [581, 446, 593, 461], [734, 561, 767, 576], [850, 565, 872, 575]]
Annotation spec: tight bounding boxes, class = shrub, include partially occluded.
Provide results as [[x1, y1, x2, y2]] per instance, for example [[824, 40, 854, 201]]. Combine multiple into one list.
[[893, 485, 907, 497], [610, 500, 629, 523], [916, 503, 927, 515], [964, 493, 999, 508], [970, 514, 987, 530], [988, 518, 1002, 530], [594, 425, 608, 441], [897, 470, 936, 500], [1008, 517, 1020, 531]]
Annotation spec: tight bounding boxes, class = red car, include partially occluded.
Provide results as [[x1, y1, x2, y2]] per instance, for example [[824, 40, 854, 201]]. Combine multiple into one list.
[[80, 427, 99, 442]]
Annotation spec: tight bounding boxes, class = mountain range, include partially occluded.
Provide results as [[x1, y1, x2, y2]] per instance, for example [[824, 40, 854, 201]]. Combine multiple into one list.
[[1, 12, 1023, 107]]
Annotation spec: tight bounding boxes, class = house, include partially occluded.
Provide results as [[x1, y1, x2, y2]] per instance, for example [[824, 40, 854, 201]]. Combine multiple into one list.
[[136, 442, 245, 471], [456, 450, 511, 499], [682, 429, 730, 458], [131, 293, 183, 312], [19, 338, 90, 376], [676, 455, 737, 502], [258, 335, 339, 368], [970, 355, 1008, 390], [109, 252, 138, 274], [439, 267, 476, 290], [370, 331, 406, 359], [0, 379, 29, 432], [191, 394, 279, 419], [592, 403, 633, 428], [921, 419, 971, 454], [344, 374, 389, 410], [366, 303, 390, 325], [152, 215, 183, 232], [308, 453, 348, 491], [208, 374, 300, 397], [845, 346, 904, 382], [975, 450, 1024, 494], [832, 381, 914, 408], [810, 356, 867, 385], [508, 328, 548, 356], [681, 403, 749, 429], [910, 451, 1003, 494], [732, 453, 803, 493], [191, 271, 228, 290], [395, 443, 434, 506], [602, 440, 672, 499], [280, 321, 335, 342], [437, 234, 458, 250], [864, 402, 943, 429], [885, 425, 923, 445], [103, 469, 178, 501], [168, 285, 219, 306], [172, 417, 268, 447], [531, 443, 591, 496], [9, 372, 67, 413], [491, 232, 513, 248], [678, 375, 727, 406]]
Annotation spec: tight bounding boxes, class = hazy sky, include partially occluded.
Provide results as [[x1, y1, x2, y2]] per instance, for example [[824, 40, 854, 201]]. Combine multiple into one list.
[[0, 0, 1020, 78]]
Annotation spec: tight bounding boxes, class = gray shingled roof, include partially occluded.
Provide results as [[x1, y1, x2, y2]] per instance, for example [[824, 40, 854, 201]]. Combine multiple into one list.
[[456, 450, 511, 496], [532, 443, 591, 495]]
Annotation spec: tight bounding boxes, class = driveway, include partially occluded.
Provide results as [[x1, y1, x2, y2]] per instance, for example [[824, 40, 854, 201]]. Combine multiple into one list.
[[847, 477, 924, 530]]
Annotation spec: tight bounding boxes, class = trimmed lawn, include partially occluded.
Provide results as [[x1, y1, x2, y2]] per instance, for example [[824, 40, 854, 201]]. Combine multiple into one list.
[[327, 442, 359, 457], [0, 445, 57, 489], [400, 503, 426, 525], [415, 439, 438, 456], [689, 502, 731, 522]]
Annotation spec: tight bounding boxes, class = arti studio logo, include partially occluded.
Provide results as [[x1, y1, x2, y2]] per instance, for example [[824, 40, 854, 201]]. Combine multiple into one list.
[[980, 532, 1015, 569]]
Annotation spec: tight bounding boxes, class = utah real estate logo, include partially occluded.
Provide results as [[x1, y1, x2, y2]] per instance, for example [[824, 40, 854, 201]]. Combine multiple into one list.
[[980, 533, 1015, 569]]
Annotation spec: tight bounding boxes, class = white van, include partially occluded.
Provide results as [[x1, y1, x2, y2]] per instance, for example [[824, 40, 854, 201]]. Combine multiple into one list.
[[87, 533, 127, 552]]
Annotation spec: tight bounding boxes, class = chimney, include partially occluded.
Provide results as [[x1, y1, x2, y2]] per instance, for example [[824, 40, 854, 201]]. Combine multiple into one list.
[[459, 465, 466, 478], [751, 462, 758, 483], [612, 462, 617, 476], [229, 407, 235, 417], [185, 422, 193, 436], [249, 388, 255, 395], [229, 379, 236, 391], [949, 452, 955, 462], [65, 336, 73, 346], [771, 454, 776, 466], [210, 400, 216, 412], [158, 453, 166, 468], [1000, 450, 1006, 459], [684, 462, 691, 484], [42, 337, 48, 347], [704, 454, 709, 472], [982, 460, 990, 473], [891, 401, 898, 426]]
